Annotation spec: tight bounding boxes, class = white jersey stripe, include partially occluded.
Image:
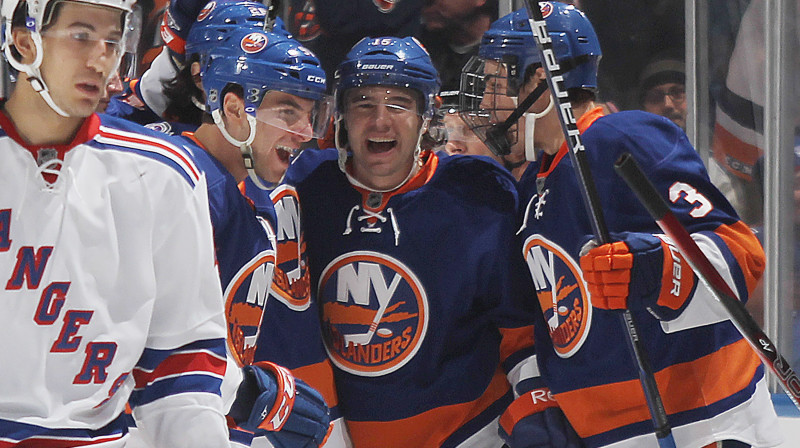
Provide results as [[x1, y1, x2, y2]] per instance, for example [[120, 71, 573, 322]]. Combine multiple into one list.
[[97, 126, 200, 182]]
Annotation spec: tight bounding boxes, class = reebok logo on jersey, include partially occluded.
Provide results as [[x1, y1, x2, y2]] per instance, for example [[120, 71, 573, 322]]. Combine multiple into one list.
[[523, 235, 593, 358], [318, 251, 428, 376]]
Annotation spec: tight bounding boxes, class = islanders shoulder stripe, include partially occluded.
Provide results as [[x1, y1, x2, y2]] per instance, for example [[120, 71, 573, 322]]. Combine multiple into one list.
[[94, 125, 201, 185]]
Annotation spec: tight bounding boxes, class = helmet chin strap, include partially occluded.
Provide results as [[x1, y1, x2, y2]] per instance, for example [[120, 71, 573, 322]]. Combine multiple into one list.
[[6, 33, 69, 117], [212, 109, 278, 190], [523, 93, 554, 162]]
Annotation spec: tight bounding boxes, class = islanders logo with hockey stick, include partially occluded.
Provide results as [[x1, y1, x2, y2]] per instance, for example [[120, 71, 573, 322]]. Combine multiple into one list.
[[523, 235, 592, 358], [269, 185, 312, 311], [318, 251, 428, 377]]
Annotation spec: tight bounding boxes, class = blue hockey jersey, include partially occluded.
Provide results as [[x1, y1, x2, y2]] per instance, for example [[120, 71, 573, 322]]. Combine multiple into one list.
[[516, 108, 781, 447], [178, 134, 346, 443], [286, 148, 538, 447]]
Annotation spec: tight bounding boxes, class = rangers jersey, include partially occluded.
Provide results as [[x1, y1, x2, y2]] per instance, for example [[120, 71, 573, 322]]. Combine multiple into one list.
[[517, 108, 781, 447], [286, 148, 538, 448], [0, 112, 229, 447]]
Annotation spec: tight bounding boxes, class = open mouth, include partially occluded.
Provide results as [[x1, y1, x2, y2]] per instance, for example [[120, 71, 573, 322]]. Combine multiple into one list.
[[275, 145, 297, 163], [367, 137, 397, 153]]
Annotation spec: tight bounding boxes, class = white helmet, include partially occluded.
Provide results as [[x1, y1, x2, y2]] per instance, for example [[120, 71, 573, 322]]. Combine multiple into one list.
[[1, 0, 135, 116]]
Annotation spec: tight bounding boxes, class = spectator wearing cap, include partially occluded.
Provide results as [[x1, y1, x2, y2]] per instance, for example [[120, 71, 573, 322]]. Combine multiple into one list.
[[639, 54, 687, 130]]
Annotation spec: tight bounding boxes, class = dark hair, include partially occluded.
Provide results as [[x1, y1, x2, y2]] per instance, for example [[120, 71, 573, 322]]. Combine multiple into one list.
[[162, 53, 204, 125]]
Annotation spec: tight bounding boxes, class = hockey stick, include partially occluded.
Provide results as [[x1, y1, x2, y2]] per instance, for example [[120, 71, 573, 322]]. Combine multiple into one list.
[[522, 2, 677, 446], [615, 152, 800, 410]]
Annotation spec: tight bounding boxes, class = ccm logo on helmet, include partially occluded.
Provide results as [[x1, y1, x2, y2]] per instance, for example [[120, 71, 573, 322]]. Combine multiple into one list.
[[306, 75, 325, 84]]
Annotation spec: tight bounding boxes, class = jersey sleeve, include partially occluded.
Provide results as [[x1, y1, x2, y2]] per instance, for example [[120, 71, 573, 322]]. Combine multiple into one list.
[[591, 113, 766, 333], [131, 173, 231, 448]]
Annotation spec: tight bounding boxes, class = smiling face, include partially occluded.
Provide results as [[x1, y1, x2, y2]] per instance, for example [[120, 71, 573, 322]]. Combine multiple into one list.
[[252, 90, 317, 184], [36, 2, 126, 117], [342, 85, 424, 191]]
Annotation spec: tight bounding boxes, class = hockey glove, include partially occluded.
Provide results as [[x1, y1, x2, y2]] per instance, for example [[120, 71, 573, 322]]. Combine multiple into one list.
[[228, 361, 332, 448], [579, 232, 697, 320], [499, 381, 583, 447]]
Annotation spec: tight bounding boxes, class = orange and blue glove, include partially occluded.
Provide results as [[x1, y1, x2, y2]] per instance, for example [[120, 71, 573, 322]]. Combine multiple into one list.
[[228, 361, 332, 448], [579, 232, 697, 320]]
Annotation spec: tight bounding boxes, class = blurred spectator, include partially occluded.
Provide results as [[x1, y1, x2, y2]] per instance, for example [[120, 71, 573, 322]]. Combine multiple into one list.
[[419, 0, 498, 97], [287, 0, 423, 87], [639, 54, 687, 129], [579, 0, 684, 110]]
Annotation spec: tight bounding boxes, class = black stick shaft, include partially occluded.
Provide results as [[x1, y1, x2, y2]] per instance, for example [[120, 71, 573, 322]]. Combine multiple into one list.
[[615, 152, 800, 409], [522, 2, 676, 445]]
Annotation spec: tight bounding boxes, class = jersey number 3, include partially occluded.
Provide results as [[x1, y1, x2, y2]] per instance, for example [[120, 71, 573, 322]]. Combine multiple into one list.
[[669, 182, 713, 218]]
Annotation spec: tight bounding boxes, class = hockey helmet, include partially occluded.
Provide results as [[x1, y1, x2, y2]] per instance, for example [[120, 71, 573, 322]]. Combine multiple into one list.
[[478, 2, 601, 95], [200, 26, 331, 187], [183, 1, 292, 63], [2, 0, 135, 116], [334, 36, 441, 120]]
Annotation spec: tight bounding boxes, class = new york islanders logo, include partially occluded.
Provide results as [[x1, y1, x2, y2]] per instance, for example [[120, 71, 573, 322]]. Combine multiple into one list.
[[541, 2, 554, 18], [225, 248, 276, 367], [196, 1, 216, 21], [373, 0, 399, 13], [523, 235, 592, 358], [269, 185, 311, 311], [318, 251, 428, 377], [241, 32, 268, 54]]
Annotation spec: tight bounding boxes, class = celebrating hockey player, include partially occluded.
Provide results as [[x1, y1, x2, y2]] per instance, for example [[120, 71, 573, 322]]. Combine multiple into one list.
[[0, 0, 232, 446], [174, 16, 352, 447], [462, 2, 783, 447], [283, 35, 544, 447]]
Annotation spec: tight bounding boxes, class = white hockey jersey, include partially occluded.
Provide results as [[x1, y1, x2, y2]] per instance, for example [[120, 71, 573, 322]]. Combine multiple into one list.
[[0, 112, 230, 447]]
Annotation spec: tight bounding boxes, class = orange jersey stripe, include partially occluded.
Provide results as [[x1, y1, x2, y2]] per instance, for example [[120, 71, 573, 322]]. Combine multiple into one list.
[[346, 368, 511, 448], [292, 360, 340, 408], [711, 124, 762, 181], [558, 338, 761, 438], [498, 326, 535, 364], [712, 221, 766, 294]]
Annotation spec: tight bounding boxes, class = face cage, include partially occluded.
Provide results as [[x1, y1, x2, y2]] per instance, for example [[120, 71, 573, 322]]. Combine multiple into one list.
[[459, 56, 520, 157]]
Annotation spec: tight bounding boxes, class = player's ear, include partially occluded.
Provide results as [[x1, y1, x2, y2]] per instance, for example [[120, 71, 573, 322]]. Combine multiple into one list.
[[11, 28, 36, 63], [222, 91, 245, 120]]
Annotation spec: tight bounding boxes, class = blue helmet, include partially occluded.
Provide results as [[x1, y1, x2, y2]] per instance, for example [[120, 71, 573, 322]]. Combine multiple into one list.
[[201, 28, 328, 115], [479, 2, 601, 93], [185, 1, 293, 66], [334, 36, 441, 119]]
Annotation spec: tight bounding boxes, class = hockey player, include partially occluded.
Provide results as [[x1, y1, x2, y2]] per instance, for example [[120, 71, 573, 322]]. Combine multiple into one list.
[[0, 0, 231, 446], [134, 7, 353, 445], [171, 19, 350, 448], [462, 3, 783, 447], [284, 35, 542, 447]]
